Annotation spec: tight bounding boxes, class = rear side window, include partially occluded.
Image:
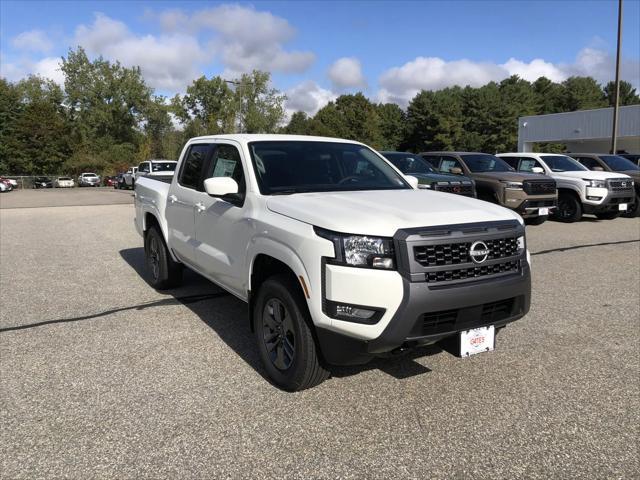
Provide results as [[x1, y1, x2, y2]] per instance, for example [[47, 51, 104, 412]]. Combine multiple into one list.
[[205, 144, 246, 194], [178, 144, 213, 191]]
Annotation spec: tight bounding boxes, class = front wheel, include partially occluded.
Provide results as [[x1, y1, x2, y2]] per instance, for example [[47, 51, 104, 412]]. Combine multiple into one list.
[[595, 211, 620, 220], [554, 193, 582, 223], [144, 226, 183, 289], [525, 215, 548, 226], [253, 275, 329, 391]]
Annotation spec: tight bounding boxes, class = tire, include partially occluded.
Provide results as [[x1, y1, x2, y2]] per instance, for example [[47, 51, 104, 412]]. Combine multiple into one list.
[[595, 211, 620, 220], [525, 215, 548, 226], [144, 226, 183, 289], [554, 192, 582, 223], [621, 194, 639, 218], [253, 274, 329, 391]]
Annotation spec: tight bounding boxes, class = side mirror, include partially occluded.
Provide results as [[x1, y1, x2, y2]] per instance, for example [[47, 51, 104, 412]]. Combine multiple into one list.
[[593, 166, 604, 171], [204, 177, 239, 197], [404, 175, 419, 189], [531, 167, 544, 174], [450, 167, 463, 175]]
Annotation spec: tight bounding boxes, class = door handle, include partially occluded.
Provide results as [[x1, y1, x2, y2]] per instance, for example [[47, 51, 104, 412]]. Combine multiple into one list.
[[169, 194, 178, 204], [195, 202, 206, 213]]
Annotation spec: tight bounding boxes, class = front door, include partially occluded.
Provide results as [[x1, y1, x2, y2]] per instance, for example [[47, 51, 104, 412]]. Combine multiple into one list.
[[166, 143, 213, 266], [194, 141, 251, 298]]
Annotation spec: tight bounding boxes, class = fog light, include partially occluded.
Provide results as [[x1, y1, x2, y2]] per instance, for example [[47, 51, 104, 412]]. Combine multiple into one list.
[[587, 196, 602, 200], [372, 257, 394, 269], [324, 300, 384, 324]]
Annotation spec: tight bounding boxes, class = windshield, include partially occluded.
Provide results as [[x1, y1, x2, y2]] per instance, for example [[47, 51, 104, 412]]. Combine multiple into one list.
[[460, 154, 513, 173], [152, 162, 177, 172], [58, 177, 71, 180], [600, 155, 640, 171], [541, 155, 587, 172], [249, 141, 410, 195], [383, 153, 438, 175], [84, 173, 98, 177]]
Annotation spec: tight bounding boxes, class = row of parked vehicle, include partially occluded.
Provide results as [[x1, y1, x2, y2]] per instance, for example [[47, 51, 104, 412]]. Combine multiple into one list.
[[381, 151, 639, 222], [114, 160, 178, 190]]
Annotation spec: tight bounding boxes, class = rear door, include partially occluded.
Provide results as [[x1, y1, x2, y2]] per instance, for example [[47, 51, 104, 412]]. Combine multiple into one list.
[[166, 143, 214, 266], [194, 141, 250, 297]]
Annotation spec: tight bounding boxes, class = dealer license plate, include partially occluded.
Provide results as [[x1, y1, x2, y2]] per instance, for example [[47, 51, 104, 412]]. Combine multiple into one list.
[[618, 203, 627, 211], [460, 326, 495, 357], [538, 207, 549, 216]]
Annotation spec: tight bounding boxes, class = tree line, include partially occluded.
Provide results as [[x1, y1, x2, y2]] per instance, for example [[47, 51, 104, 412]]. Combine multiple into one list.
[[1, 46, 638, 175]]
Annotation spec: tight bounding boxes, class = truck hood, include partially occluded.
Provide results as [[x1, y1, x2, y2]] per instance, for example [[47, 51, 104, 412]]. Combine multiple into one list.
[[412, 173, 472, 184], [551, 170, 633, 180], [470, 171, 552, 182], [618, 170, 640, 181], [266, 189, 521, 237]]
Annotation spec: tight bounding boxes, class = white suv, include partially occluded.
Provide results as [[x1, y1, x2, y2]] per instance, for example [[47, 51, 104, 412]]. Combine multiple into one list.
[[78, 172, 101, 187], [498, 153, 635, 222]]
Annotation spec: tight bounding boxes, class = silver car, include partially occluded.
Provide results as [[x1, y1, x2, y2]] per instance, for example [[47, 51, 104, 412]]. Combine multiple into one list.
[[78, 173, 101, 187]]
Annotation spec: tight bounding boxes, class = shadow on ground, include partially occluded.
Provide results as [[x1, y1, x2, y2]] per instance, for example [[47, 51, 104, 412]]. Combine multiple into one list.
[[117, 247, 442, 384]]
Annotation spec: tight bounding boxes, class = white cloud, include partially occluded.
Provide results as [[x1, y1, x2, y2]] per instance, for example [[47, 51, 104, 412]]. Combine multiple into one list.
[[194, 5, 314, 76], [378, 48, 640, 105], [285, 80, 336, 117], [75, 13, 206, 91], [11, 30, 53, 53], [0, 55, 64, 85], [328, 57, 366, 90]]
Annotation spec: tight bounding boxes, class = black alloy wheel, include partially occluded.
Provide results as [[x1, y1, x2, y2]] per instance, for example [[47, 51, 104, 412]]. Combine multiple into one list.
[[555, 193, 582, 223], [262, 298, 296, 370]]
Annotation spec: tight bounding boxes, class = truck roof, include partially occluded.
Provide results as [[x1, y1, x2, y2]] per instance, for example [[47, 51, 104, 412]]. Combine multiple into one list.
[[188, 134, 365, 145]]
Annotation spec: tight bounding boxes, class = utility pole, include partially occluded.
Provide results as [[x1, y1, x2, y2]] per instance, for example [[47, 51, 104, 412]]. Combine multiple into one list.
[[224, 79, 244, 134], [610, 0, 623, 154]]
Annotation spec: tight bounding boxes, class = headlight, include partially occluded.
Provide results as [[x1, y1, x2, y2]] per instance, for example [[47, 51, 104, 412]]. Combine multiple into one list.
[[517, 235, 525, 251], [418, 183, 432, 189], [583, 179, 606, 188], [501, 181, 523, 190], [315, 228, 396, 270]]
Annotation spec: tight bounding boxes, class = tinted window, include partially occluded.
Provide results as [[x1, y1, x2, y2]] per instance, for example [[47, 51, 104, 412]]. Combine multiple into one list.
[[249, 141, 409, 195], [205, 144, 246, 194], [383, 153, 437, 175], [501, 157, 519, 169], [600, 155, 640, 171], [178, 144, 212, 190], [420, 155, 440, 167], [151, 162, 177, 172], [541, 155, 586, 172], [460, 154, 513, 172], [138, 162, 150, 173], [575, 157, 602, 170]]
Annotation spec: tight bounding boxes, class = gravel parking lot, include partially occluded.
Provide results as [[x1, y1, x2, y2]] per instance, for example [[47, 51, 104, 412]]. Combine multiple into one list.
[[1, 189, 639, 479]]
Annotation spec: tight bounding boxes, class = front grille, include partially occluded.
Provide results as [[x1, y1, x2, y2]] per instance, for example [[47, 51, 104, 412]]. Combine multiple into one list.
[[425, 260, 519, 283], [420, 297, 517, 336], [414, 237, 518, 267], [523, 180, 556, 195], [610, 197, 633, 204], [608, 179, 634, 192], [524, 199, 555, 208], [434, 183, 474, 196]]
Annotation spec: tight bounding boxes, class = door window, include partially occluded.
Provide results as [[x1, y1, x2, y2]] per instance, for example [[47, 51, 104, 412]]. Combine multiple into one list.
[[575, 157, 601, 170], [501, 157, 519, 169], [439, 156, 463, 173], [178, 144, 212, 190], [517, 157, 542, 173], [205, 144, 246, 194]]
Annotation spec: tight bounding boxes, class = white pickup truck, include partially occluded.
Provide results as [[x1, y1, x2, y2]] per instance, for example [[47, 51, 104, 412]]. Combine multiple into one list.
[[498, 153, 635, 222], [135, 134, 532, 390]]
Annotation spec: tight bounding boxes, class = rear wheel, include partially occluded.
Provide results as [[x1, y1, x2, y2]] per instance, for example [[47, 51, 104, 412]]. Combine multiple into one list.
[[144, 226, 183, 289], [554, 192, 582, 223], [253, 275, 329, 391], [595, 211, 620, 220]]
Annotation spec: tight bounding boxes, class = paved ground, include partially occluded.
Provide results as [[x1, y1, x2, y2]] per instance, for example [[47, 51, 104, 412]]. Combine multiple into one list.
[[0, 187, 133, 209], [1, 190, 639, 479]]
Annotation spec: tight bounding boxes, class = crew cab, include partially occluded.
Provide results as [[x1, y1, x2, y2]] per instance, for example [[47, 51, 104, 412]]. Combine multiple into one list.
[[498, 153, 635, 221], [571, 153, 639, 218], [381, 151, 476, 197], [134, 135, 532, 391], [120, 167, 138, 189], [135, 160, 177, 184], [421, 152, 557, 225]]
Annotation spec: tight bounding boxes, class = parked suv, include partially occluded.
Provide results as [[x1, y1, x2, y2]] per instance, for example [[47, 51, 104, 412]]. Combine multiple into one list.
[[619, 153, 640, 166], [381, 152, 476, 197], [571, 153, 639, 217], [78, 172, 101, 187], [421, 152, 557, 225], [134, 135, 532, 391], [498, 153, 635, 221]]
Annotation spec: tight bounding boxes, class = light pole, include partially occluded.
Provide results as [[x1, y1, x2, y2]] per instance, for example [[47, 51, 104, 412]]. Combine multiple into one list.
[[224, 79, 245, 134], [610, 0, 623, 154]]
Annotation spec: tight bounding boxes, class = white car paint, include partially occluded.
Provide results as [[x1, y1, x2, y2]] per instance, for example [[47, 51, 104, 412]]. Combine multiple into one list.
[[135, 134, 530, 343]]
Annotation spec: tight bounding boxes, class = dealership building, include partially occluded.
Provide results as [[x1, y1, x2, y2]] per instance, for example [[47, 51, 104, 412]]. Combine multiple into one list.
[[517, 104, 640, 153]]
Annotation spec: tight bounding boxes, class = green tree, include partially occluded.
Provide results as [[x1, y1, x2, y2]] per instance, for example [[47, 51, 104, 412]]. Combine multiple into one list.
[[376, 103, 406, 151], [603, 80, 640, 106], [0, 78, 23, 173], [283, 111, 310, 135], [173, 75, 235, 134], [532, 76, 564, 114], [559, 76, 607, 111], [235, 70, 286, 133]]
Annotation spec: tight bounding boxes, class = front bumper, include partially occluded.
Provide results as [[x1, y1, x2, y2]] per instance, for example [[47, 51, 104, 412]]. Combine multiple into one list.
[[505, 191, 557, 218], [582, 188, 635, 213]]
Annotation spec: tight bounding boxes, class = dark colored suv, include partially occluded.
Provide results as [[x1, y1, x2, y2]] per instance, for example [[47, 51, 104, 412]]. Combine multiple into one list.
[[381, 151, 476, 197], [421, 152, 557, 225]]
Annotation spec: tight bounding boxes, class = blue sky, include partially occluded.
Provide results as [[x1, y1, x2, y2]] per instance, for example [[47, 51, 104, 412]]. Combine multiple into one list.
[[1, 1, 639, 114]]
